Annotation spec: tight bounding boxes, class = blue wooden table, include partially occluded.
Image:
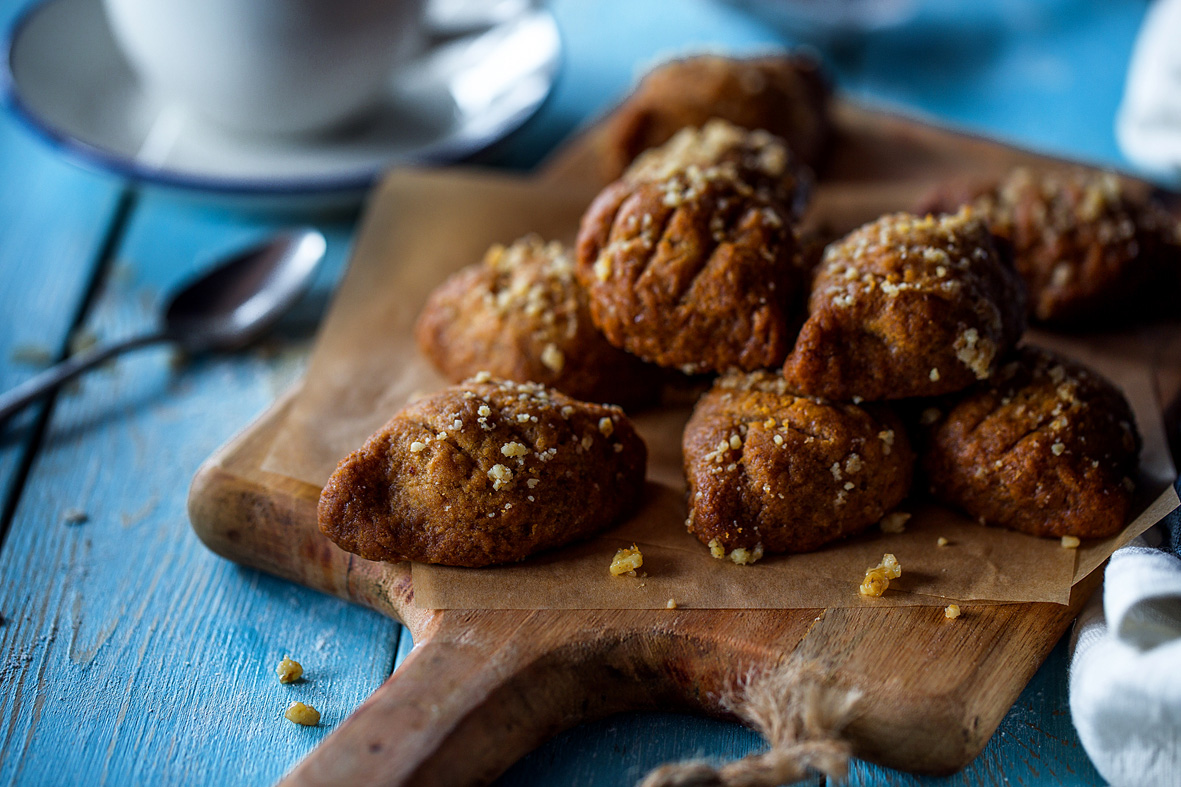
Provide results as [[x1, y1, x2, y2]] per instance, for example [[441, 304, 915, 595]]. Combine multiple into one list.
[[0, 0, 1148, 784]]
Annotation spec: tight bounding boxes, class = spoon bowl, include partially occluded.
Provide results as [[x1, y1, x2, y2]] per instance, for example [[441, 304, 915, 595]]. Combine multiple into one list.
[[165, 229, 327, 352]]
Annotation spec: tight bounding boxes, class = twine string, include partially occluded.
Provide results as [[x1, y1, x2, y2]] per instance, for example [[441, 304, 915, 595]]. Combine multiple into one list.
[[638, 662, 861, 787]]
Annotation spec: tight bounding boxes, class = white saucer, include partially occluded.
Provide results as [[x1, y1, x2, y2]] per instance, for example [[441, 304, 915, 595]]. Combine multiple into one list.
[[0, 0, 561, 200]]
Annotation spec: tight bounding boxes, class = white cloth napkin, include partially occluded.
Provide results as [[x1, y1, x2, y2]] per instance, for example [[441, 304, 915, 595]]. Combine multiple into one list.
[[1069, 525, 1181, 786], [1117, 0, 1181, 185]]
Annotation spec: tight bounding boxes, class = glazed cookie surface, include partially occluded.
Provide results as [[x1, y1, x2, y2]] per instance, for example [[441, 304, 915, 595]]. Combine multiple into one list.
[[415, 236, 662, 408], [683, 370, 914, 561], [318, 376, 648, 567], [921, 346, 1140, 539], [577, 120, 809, 374], [783, 208, 1026, 401]]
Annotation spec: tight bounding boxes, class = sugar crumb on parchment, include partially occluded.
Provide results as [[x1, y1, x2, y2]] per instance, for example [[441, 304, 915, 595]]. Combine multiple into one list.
[[610, 545, 644, 576], [860, 553, 901, 597]]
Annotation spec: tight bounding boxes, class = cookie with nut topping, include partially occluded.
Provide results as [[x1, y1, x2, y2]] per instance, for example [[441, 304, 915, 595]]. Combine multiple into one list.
[[683, 370, 914, 561], [318, 376, 648, 567], [602, 53, 832, 179], [921, 346, 1140, 539], [415, 236, 662, 408], [577, 120, 809, 374], [953, 168, 1178, 325], [783, 208, 1026, 402]]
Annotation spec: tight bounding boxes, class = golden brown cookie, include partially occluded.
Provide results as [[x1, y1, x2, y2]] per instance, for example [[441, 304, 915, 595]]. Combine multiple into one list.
[[318, 376, 648, 567], [683, 370, 914, 561], [577, 120, 809, 374], [415, 236, 662, 408], [783, 208, 1026, 401], [919, 168, 1181, 325], [602, 53, 831, 179], [921, 346, 1140, 539]]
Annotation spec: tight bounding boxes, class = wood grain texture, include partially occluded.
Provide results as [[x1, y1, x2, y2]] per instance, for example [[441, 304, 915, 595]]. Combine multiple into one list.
[[0, 118, 126, 519], [0, 197, 404, 785]]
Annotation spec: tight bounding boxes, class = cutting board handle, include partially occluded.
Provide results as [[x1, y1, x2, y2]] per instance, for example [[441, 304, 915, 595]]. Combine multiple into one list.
[[278, 609, 735, 787]]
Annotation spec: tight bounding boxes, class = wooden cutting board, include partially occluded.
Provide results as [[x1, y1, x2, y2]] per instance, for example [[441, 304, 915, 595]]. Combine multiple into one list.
[[187, 101, 1179, 785]]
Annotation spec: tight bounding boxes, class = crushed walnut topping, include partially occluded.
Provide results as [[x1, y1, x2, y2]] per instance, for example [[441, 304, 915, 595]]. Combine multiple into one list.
[[501, 441, 528, 458], [728, 544, 764, 565], [487, 464, 513, 490]]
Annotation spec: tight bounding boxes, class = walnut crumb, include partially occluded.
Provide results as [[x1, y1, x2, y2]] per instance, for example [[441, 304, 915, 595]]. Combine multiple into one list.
[[284, 702, 320, 726], [728, 544, 764, 565], [276, 657, 303, 684], [487, 464, 513, 490], [610, 545, 644, 576], [62, 508, 88, 526], [540, 343, 565, 373], [501, 441, 528, 458], [1061, 535, 1081, 549], [708, 538, 725, 559], [598, 417, 614, 437], [944, 604, 961, 620], [879, 512, 910, 534], [860, 553, 901, 597]]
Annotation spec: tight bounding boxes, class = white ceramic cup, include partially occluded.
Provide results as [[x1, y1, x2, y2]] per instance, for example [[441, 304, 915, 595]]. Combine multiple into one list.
[[102, 0, 428, 137]]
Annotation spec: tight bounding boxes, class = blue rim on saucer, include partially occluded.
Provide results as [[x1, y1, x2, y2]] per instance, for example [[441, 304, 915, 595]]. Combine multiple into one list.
[[0, 0, 562, 198]]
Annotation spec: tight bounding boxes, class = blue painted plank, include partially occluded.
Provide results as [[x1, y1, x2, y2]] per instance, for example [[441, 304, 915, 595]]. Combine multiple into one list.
[[0, 104, 127, 529], [840, 636, 1102, 786], [498, 712, 784, 787], [0, 194, 401, 786]]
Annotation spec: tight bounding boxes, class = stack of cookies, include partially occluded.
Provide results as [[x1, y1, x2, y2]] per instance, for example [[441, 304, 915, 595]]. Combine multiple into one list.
[[317, 54, 1169, 568]]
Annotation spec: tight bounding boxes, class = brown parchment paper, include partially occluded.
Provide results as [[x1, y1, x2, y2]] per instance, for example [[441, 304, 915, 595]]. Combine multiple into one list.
[[263, 167, 1179, 610]]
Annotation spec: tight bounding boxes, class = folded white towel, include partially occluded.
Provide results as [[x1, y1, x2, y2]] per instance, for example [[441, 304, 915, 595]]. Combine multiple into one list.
[[1117, 0, 1181, 185], [1069, 527, 1181, 787]]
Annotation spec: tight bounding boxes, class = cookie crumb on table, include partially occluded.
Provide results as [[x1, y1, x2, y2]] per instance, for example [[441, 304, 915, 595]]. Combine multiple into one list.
[[610, 545, 644, 576], [936, 536, 950, 547], [276, 657, 303, 684], [61, 508, 88, 526], [860, 553, 901, 597], [945, 604, 962, 620], [1061, 535, 1081, 549], [879, 512, 910, 534], [284, 702, 320, 726], [666, 599, 677, 610]]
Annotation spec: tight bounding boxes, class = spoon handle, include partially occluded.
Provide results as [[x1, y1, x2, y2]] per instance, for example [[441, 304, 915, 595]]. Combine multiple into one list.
[[0, 331, 170, 425]]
